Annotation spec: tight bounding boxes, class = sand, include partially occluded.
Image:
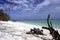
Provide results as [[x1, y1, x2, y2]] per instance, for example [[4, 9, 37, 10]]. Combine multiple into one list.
[[0, 21, 60, 40]]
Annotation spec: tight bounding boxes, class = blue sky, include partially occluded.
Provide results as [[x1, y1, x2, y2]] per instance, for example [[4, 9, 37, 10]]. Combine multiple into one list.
[[0, 0, 60, 20]]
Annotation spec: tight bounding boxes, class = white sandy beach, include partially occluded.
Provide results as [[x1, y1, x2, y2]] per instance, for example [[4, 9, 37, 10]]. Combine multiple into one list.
[[0, 21, 60, 40]]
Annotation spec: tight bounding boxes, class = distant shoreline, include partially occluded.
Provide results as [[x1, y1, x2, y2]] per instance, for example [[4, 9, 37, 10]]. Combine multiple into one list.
[[16, 20, 60, 28]]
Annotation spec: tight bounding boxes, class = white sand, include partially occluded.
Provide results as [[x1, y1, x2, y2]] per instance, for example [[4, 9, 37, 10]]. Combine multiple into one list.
[[0, 21, 60, 40]]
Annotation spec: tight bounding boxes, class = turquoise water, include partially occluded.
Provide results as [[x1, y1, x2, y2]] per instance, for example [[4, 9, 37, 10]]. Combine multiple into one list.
[[17, 20, 60, 28]]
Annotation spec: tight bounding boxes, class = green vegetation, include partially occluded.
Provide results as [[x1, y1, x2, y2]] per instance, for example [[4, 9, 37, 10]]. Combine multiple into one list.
[[0, 9, 10, 21]]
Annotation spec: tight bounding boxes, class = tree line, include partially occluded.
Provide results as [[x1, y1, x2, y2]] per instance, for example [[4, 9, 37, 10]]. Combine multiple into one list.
[[0, 9, 10, 21]]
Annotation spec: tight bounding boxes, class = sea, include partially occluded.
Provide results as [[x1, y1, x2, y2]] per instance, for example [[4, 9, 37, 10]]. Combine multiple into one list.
[[17, 20, 60, 28]]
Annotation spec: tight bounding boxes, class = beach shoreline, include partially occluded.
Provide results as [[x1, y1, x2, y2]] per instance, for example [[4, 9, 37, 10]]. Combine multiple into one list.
[[0, 21, 60, 40]]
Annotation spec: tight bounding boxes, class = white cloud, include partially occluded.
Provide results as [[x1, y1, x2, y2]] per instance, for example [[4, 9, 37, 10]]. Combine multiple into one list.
[[50, 0, 60, 4], [0, 0, 60, 10], [0, 0, 49, 10]]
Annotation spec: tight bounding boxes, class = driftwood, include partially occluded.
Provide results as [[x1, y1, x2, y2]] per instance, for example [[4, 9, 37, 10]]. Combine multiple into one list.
[[42, 14, 60, 40], [26, 28, 43, 35]]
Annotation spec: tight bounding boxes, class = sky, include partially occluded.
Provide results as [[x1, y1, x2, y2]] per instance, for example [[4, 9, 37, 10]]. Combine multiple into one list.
[[0, 0, 60, 20]]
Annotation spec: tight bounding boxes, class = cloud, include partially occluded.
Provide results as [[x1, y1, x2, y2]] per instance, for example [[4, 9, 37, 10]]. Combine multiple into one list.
[[0, 0, 50, 10], [0, 0, 60, 20], [50, 0, 60, 4], [0, 0, 50, 15]]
